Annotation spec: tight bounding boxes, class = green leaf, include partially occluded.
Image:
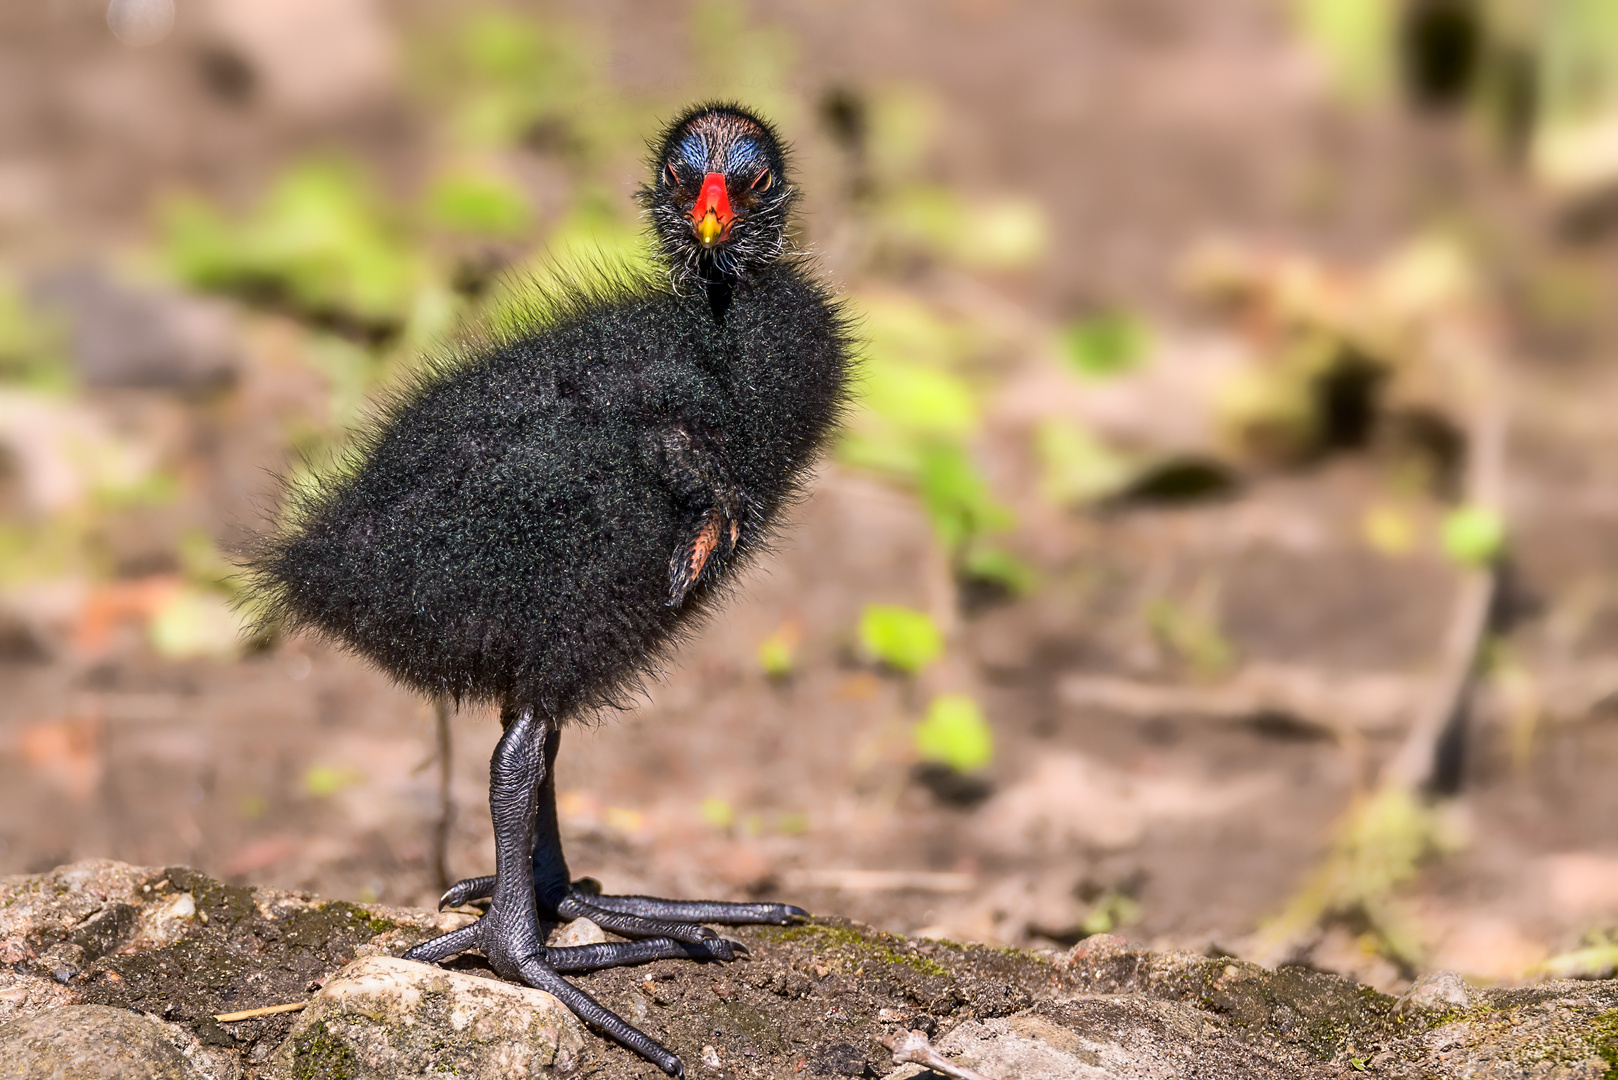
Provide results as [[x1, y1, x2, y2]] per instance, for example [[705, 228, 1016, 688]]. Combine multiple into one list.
[[1060, 311, 1148, 378], [1289, 0, 1396, 104], [858, 604, 943, 675], [699, 796, 735, 829], [426, 169, 532, 237], [756, 621, 799, 679], [917, 442, 1012, 552], [1441, 505, 1505, 567], [303, 764, 364, 797], [914, 694, 994, 773]]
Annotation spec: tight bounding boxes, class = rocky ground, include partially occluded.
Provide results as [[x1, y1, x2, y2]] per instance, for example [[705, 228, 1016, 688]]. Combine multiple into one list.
[[2, 860, 1616, 1079]]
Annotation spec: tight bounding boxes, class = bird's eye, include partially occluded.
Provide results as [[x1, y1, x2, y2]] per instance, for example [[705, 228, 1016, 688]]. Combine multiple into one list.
[[750, 169, 773, 192], [665, 162, 681, 187]]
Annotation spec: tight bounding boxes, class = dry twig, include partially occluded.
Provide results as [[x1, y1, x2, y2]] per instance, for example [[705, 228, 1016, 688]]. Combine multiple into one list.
[[881, 1029, 1005, 1080], [213, 1001, 307, 1022]]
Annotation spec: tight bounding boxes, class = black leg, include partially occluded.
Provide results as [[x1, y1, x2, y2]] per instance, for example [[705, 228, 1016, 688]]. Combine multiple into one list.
[[439, 725, 807, 932], [403, 706, 686, 1078]]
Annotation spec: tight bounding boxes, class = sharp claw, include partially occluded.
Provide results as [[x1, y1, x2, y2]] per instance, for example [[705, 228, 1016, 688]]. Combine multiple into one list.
[[728, 940, 750, 959]]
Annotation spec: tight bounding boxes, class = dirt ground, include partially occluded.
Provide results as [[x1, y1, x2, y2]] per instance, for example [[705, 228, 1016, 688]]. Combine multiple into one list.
[[6, 0, 1618, 1001]]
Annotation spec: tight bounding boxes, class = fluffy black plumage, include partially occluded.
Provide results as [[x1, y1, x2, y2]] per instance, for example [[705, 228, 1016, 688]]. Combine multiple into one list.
[[250, 260, 849, 716], [247, 102, 851, 722]]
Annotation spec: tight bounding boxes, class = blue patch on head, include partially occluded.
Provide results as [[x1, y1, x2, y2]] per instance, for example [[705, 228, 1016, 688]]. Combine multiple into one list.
[[676, 133, 708, 169], [726, 138, 764, 173]]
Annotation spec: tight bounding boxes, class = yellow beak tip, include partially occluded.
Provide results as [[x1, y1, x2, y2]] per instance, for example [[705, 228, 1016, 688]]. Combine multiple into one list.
[[695, 213, 724, 247]]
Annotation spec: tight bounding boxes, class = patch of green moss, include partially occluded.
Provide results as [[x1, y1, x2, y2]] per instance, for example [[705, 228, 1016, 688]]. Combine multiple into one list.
[[1590, 1009, 1618, 1070], [766, 921, 950, 979], [290, 1021, 361, 1080]]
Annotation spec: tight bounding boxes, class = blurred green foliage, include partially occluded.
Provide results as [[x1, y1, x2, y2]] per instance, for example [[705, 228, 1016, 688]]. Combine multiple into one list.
[[1262, 785, 1462, 971], [1079, 891, 1143, 937], [960, 546, 1037, 596], [423, 10, 604, 154], [1147, 591, 1236, 679], [864, 85, 943, 186], [1061, 310, 1149, 379], [884, 186, 1049, 271], [1539, 929, 1618, 979], [148, 587, 244, 661], [839, 293, 1027, 589], [536, 190, 648, 273], [756, 620, 799, 679], [917, 442, 1011, 553], [1289, 0, 1397, 103], [1035, 418, 1139, 507], [690, 0, 796, 121], [1441, 504, 1505, 567], [913, 693, 994, 773], [0, 276, 70, 392], [0, 517, 83, 587], [858, 603, 943, 675], [303, 763, 366, 797], [162, 159, 421, 332], [699, 795, 735, 830], [1538, 0, 1618, 129], [426, 167, 532, 238]]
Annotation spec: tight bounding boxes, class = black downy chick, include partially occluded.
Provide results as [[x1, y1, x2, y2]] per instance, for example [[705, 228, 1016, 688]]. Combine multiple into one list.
[[247, 104, 852, 1076]]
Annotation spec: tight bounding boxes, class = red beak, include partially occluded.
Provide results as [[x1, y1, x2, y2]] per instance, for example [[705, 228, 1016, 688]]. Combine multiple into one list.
[[691, 172, 734, 247]]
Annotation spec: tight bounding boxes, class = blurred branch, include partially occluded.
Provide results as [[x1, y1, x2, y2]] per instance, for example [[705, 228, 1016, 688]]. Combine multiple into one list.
[[1058, 664, 1421, 736], [432, 697, 454, 894], [1385, 324, 1507, 794]]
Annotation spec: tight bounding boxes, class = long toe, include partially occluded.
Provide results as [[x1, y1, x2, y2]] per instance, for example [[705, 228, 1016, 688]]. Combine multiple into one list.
[[556, 894, 721, 944], [510, 951, 684, 1077], [545, 937, 742, 973], [573, 889, 807, 926]]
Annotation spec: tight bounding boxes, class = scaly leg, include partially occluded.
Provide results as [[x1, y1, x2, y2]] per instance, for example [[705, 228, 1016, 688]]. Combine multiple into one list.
[[402, 706, 700, 1077], [437, 724, 807, 936]]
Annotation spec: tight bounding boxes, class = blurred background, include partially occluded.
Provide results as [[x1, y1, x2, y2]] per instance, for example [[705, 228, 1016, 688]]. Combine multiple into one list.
[[5, 0, 1618, 995]]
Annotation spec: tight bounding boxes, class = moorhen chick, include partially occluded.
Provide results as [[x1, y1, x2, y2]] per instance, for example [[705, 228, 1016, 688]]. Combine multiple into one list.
[[247, 103, 852, 1075]]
